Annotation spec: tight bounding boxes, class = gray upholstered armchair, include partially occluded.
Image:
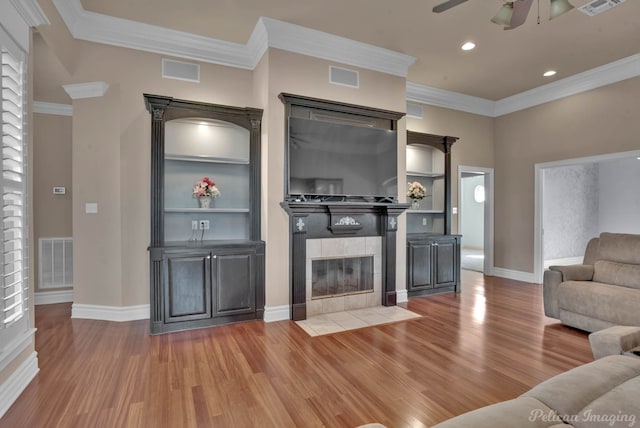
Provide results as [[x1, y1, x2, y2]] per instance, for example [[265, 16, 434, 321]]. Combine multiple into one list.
[[543, 232, 640, 332]]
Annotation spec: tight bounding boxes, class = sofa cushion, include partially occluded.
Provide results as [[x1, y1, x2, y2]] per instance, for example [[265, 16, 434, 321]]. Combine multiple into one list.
[[431, 396, 569, 428], [572, 375, 640, 428], [593, 260, 640, 290], [596, 232, 640, 265], [523, 356, 640, 422], [558, 281, 640, 327]]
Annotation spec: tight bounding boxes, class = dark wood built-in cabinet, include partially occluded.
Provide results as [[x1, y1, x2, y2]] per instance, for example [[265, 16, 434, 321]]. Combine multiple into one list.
[[406, 131, 461, 296], [145, 94, 265, 334]]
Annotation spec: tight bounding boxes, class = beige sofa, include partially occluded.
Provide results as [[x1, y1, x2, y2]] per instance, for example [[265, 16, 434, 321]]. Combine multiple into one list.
[[431, 354, 640, 428], [543, 232, 640, 332]]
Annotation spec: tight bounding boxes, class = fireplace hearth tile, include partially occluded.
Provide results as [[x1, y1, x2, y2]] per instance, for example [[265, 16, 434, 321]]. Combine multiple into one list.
[[295, 306, 421, 337]]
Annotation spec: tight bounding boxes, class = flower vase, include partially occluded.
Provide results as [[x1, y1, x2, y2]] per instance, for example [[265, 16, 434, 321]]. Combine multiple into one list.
[[411, 200, 420, 210], [198, 196, 212, 209]]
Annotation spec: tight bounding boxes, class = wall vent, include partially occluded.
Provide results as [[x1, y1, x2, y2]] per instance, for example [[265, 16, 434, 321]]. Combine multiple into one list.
[[578, 0, 626, 16], [406, 102, 424, 119], [329, 66, 359, 88], [39, 238, 73, 289], [162, 58, 200, 83]]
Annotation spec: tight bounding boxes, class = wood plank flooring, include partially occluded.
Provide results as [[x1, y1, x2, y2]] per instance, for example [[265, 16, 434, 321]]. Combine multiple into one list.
[[1, 270, 593, 427]]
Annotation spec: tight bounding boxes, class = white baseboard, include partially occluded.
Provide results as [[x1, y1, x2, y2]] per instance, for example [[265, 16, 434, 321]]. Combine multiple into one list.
[[491, 267, 539, 284], [543, 257, 583, 269], [71, 303, 150, 322], [263, 305, 290, 322], [34, 290, 74, 305], [396, 289, 408, 303], [0, 351, 39, 419]]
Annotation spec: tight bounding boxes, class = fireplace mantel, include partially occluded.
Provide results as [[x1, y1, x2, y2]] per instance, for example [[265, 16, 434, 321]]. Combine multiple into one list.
[[281, 201, 410, 320]]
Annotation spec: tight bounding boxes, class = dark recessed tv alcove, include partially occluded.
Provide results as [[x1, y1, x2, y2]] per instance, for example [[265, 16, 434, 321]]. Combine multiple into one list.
[[280, 93, 402, 203], [279, 93, 409, 321]]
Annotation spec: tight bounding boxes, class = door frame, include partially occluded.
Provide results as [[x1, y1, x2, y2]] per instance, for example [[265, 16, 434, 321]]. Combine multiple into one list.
[[533, 149, 640, 283], [458, 165, 494, 275]]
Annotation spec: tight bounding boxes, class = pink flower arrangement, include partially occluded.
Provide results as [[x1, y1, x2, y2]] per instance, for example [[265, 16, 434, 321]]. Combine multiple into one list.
[[193, 177, 220, 198]]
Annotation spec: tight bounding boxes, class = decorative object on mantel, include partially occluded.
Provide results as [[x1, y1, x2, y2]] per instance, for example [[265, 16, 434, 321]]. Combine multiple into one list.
[[407, 181, 426, 209], [193, 177, 220, 208]]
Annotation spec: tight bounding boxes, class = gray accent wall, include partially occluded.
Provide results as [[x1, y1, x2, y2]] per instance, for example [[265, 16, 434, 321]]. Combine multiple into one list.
[[543, 164, 599, 260], [599, 157, 640, 234]]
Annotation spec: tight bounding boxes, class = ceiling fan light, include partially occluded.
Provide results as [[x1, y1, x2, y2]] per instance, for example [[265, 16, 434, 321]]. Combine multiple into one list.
[[490, 2, 514, 27], [549, 0, 574, 20]]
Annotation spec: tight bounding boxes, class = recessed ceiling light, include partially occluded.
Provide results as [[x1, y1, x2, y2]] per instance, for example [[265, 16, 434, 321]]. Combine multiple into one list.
[[543, 70, 557, 77], [461, 42, 476, 51]]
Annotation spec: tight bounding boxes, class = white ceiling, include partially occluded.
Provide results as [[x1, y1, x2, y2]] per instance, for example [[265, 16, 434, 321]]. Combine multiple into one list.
[[75, 0, 640, 102]]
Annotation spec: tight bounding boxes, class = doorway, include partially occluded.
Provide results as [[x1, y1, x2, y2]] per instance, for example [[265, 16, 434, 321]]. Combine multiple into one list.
[[458, 166, 494, 275], [534, 149, 640, 283]]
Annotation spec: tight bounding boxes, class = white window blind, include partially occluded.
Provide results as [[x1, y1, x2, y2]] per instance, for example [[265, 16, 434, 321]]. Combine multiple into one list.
[[0, 28, 28, 339]]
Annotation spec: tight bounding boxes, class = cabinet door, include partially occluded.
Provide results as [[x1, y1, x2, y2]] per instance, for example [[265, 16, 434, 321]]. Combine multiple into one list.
[[408, 241, 433, 290], [433, 238, 458, 288], [163, 251, 212, 323], [213, 251, 255, 317]]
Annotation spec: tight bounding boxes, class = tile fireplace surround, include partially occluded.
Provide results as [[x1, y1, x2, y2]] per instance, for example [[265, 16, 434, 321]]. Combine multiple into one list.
[[281, 201, 410, 321], [306, 236, 382, 316]]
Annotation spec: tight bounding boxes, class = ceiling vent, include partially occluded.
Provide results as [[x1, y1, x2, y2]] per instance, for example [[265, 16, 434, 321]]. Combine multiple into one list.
[[578, 0, 626, 16], [162, 58, 200, 83], [329, 66, 359, 88], [406, 102, 424, 119]]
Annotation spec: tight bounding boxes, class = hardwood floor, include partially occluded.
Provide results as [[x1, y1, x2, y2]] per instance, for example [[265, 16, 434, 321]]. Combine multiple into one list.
[[1, 271, 593, 428]]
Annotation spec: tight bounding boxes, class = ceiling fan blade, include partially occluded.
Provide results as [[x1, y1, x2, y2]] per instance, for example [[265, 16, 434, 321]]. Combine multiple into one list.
[[505, 0, 534, 30], [432, 0, 469, 13]]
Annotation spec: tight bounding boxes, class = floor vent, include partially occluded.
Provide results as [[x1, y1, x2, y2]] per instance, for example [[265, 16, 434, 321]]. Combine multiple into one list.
[[329, 66, 359, 88], [39, 238, 73, 289], [162, 58, 200, 83]]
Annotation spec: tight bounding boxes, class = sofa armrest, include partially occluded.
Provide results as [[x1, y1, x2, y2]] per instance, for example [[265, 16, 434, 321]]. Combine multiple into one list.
[[543, 265, 594, 319], [589, 326, 640, 359], [543, 270, 562, 319], [548, 264, 594, 281]]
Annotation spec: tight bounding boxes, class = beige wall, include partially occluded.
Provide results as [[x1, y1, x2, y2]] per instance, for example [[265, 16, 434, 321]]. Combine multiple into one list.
[[32, 0, 640, 309], [261, 49, 408, 307], [407, 105, 495, 235], [494, 76, 640, 273], [33, 113, 72, 292], [58, 40, 255, 307], [35, 25, 410, 309]]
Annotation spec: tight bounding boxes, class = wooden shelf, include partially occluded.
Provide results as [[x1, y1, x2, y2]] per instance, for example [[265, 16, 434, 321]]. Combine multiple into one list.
[[407, 171, 444, 178], [165, 208, 250, 213], [407, 210, 445, 214], [165, 154, 249, 164]]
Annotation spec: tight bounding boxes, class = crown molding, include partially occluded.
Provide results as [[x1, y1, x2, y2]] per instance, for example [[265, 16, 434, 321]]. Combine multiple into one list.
[[406, 82, 496, 117], [494, 54, 640, 116], [9, 0, 49, 27], [407, 53, 640, 118], [62, 81, 109, 99], [52, 0, 415, 77], [52, 0, 253, 69], [51, 0, 640, 115], [33, 101, 73, 116], [258, 17, 415, 77]]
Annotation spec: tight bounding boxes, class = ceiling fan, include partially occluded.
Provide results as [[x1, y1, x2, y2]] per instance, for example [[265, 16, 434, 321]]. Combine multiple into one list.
[[432, 0, 575, 30]]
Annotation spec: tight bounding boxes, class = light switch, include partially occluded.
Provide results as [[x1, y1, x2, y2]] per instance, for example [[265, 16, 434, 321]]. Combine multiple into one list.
[[85, 202, 98, 214], [452, 207, 458, 215]]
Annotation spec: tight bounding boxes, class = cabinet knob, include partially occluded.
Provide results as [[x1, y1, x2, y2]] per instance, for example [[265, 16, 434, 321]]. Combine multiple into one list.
[[432, 242, 439, 247], [207, 255, 212, 259]]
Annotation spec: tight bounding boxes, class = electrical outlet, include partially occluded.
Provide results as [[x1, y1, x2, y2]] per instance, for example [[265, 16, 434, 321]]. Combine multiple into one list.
[[422, 217, 427, 226], [199, 220, 210, 230], [191, 220, 198, 230]]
